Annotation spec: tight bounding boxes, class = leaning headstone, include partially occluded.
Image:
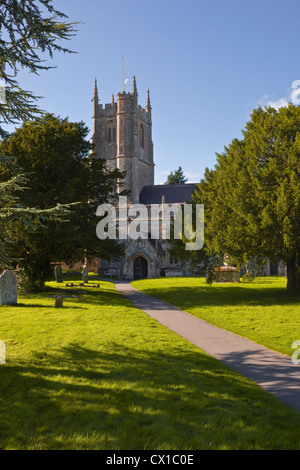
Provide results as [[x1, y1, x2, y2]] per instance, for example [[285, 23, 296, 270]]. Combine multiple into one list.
[[55, 265, 63, 283], [55, 297, 64, 308], [82, 266, 89, 284], [0, 270, 18, 306]]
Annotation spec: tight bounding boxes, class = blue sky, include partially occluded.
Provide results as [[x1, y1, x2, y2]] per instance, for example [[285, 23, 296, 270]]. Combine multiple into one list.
[[13, 0, 300, 184]]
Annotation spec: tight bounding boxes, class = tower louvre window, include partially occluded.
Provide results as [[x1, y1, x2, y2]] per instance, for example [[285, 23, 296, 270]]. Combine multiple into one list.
[[107, 123, 116, 143], [140, 124, 144, 149]]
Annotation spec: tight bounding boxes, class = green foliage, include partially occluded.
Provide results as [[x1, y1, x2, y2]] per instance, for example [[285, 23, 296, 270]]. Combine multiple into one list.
[[166, 195, 212, 279], [18, 265, 48, 293], [0, 4, 123, 290], [193, 104, 300, 292], [0, 0, 77, 132], [0, 155, 72, 268], [0, 114, 126, 289], [165, 166, 187, 185], [241, 272, 255, 283], [204, 255, 219, 285], [0, 0, 78, 275]]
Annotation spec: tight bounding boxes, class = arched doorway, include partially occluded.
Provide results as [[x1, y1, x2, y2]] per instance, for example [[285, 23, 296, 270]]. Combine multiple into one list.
[[133, 256, 148, 280]]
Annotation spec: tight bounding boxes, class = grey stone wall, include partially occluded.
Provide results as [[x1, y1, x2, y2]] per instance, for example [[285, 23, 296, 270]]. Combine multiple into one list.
[[92, 79, 154, 204]]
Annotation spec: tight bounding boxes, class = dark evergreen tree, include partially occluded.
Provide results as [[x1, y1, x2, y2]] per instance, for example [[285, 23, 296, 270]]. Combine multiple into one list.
[[165, 166, 187, 185], [193, 105, 300, 293], [0, 0, 77, 133], [0, 1, 78, 270], [0, 114, 126, 290]]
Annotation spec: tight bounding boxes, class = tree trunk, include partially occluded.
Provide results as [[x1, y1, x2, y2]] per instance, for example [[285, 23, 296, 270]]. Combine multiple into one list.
[[286, 258, 300, 293]]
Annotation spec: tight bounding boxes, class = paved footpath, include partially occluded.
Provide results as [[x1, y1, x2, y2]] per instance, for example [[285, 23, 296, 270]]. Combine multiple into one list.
[[114, 281, 300, 414]]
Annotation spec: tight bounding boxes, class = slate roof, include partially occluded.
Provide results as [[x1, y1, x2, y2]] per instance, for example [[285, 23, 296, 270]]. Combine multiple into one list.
[[139, 183, 198, 205]]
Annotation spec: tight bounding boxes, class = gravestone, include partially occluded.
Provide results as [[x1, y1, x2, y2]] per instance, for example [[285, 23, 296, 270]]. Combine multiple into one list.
[[55, 296, 64, 308], [82, 266, 89, 283], [0, 270, 18, 306], [55, 265, 63, 283]]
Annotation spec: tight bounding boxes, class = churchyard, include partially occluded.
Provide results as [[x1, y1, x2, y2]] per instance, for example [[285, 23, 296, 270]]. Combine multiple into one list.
[[0, 273, 300, 450], [1, 0, 300, 454], [132, 276, 300, 358]]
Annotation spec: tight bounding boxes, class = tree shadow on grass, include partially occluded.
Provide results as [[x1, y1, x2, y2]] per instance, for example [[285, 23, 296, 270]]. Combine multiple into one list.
[[19, 283, 128, 309], [1, 342, 300, 450], [133, 282, 300, 309], [11, 303, 86, 310]]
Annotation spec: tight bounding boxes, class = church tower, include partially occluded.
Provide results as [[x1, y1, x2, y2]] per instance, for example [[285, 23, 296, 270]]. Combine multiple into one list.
[[91, 77, 154, 203]]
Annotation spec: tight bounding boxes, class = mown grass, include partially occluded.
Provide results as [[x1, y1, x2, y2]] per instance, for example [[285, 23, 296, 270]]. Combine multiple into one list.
[[0, 275, 300, 449], [132, 276, 300, 358]]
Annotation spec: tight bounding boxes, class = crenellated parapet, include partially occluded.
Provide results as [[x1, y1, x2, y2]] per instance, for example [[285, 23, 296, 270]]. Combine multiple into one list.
[[137, 104, 151, 123], [91, 75, 154, 203]]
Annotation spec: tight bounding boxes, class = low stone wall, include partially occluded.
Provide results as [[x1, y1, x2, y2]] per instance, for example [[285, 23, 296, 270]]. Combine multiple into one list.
[[164, 268, 184, 277], [213, 267, 240, 283]]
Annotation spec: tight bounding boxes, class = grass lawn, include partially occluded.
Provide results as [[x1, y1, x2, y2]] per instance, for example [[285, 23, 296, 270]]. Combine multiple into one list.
[[0, 275, 300, 449], [132, 277, 300, 358]]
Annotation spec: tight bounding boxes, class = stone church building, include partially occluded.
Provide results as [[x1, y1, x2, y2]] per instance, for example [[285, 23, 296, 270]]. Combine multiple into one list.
[[60, 76, 285, 281], [91, 77, 197, 280]]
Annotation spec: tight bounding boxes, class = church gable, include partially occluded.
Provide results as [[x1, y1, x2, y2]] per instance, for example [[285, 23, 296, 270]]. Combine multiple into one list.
[[122, 238, 166, 280], [91, 74, 195, 280]]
